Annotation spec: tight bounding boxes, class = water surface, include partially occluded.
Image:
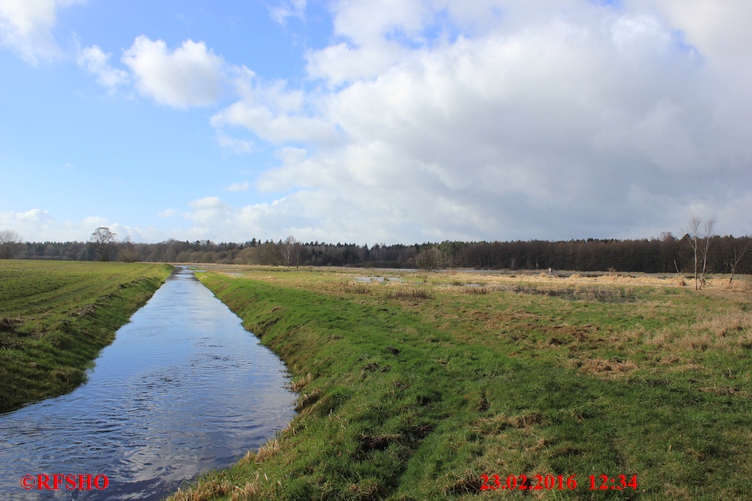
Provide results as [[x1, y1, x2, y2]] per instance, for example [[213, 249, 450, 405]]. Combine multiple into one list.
[[0, 267, 296, 500]]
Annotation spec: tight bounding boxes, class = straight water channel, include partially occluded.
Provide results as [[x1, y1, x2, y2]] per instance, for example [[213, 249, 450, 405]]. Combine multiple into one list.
[[0, 267, 296, 500]]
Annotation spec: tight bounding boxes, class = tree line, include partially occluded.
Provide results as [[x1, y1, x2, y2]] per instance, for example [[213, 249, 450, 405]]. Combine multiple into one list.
[[2, 227, 750, 277]]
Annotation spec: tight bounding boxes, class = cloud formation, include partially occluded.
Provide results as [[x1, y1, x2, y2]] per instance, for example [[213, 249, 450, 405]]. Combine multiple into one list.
[[77, 44, 129, 90], [206, 0, 752, 242], [0, 0, 84, 64], [0, 209, 103, 242], [122, 36, 226, 109], [5, 0, 752, 244], [269, 0, 307, 25], [217, 133, 253, 154], [212, 69, 337, 144], [226, 181, 249, 192]]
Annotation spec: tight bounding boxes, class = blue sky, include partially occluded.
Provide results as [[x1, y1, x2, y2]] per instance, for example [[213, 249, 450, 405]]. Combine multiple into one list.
[[2, 0, 751, 244]]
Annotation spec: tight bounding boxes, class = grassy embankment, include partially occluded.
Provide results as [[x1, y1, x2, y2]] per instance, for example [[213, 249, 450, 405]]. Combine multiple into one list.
[[171, 268, 752, 500], [0, 260, 172, 413]]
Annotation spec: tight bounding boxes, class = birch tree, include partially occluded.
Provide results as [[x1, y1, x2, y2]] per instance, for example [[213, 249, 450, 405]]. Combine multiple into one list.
[[685, 217, 716, 290]]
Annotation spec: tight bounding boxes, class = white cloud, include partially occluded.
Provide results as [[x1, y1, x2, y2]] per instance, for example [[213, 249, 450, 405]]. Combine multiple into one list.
[[216, 0, 752, 241], [329, 0, 430, 48], [217, 133, 253, 154], [629, 0, 752, 64], [0, 208, 182, 243], [212, 69, 336, 144], [226, 181, 249, 192], [235, 73, 305, 113], [77, 44, 129, 90], [158, 209, 178, 218], [9, 1, 752, 243], [0, 0, 84, 64], [189, 196, 231, 223], [269, 0, 307, 25], [306, 42, 405, 87], [211, 101, 337, 144], [0, 209, 103, 242], [122, 36, 226, 109]]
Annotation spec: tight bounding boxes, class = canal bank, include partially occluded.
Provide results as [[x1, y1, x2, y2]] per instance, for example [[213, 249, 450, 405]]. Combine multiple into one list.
[[0, 267, 296, 500]]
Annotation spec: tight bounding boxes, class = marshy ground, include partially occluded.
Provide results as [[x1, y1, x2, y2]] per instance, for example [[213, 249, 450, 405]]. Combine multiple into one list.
[[169, 266, 752, 500]]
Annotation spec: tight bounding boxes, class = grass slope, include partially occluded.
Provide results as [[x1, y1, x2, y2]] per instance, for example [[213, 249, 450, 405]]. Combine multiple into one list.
[[0, 260, 172, 413], [172, 268, 752, 500]]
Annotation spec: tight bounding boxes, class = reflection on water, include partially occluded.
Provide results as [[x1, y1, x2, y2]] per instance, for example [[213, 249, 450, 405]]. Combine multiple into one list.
[[0, 267, 296, 500]]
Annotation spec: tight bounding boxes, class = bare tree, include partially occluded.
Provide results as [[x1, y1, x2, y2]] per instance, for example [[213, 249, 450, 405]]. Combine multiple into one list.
[[0, 230, 22, 259], [89, 227, 118, 261], [280, 235, 298, 267], [728, 240, 750, 284], [118, 236, 140, 263], [292, 239, 303, 268], [699, 217, 716, 288], [685, 217, 716, 290]]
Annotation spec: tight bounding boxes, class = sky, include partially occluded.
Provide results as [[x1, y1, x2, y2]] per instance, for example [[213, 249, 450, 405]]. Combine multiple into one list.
[[1, 0, 751, 244]]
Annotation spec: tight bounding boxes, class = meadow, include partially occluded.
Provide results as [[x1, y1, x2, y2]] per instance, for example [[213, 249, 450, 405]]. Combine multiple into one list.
[[171, 267, 752, 500], [0, 260, 172, 413]]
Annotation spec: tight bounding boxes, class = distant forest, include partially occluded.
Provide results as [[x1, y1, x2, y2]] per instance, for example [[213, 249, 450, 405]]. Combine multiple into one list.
[[9, 233, 752, 275]]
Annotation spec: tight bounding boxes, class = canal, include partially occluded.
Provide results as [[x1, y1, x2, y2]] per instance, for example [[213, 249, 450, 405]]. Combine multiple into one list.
[[0, 267, 296, 500]]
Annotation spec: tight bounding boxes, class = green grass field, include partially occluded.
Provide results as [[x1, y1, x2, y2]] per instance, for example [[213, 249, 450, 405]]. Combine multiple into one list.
[[170, 267, 752, 500], [0, 260, 172, 413]]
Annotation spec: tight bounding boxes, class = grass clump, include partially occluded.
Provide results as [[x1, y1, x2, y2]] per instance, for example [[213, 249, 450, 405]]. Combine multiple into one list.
[[385, 286, 432, 300], [0, 260, 172, 413], [170, 268, 752, 500]]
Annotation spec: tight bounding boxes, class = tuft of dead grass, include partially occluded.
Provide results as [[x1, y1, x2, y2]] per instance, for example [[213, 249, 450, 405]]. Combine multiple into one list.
[[347, 478, 387, 499], [441, 468, 484, 495], [698, 385, 742, 396], [341, 281, 372, 294], [286, 372, 313, 392], [295, 387, 322, 412], [255, 439, 281, 462], [386, 286, 432, 300], [472, 411, 543, 434], [238, 438, 282, 469], [168, 479, 232, 501], [230, 481, 261, 500], [572, 357, 637, 378]]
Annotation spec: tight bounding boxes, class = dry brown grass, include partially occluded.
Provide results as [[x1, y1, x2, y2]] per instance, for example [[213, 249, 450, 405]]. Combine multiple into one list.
[[473, 410, 543, 434], [198, 264, 752, 289], [168, 479, 232, 501], [286, 372, 313, 392], [432, 270, 752, 292], [295, 387, 322, 412], [646, 310, 752, 352], [255, 439, 281, 462], [693, 310, 752, 337], [237, 439, 281, 467], [386, 286, 432, 300], [441, 468, 485, 495], [230, 481, 261, 500], [571, 357, 638, 378], [340, 281, 372, 294]]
